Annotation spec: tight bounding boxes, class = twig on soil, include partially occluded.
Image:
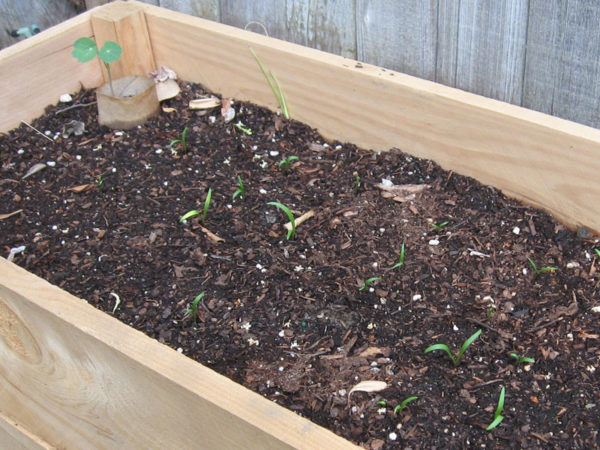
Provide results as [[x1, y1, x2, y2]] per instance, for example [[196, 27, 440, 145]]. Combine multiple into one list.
[[55, 101, 97, 115], [21, 121, 54, 142], [466, 378, 503, 390], [466, 318, 511, 339], [526, 317, 562, 333], [284, 209, 315, 231]]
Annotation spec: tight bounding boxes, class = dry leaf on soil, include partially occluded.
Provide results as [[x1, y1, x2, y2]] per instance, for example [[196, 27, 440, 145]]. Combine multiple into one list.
[[348, 380, 388, 401]]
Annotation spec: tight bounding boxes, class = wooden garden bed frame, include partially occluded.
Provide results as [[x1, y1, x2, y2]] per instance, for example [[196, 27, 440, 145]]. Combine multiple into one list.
[[1, 1, 599, 448]]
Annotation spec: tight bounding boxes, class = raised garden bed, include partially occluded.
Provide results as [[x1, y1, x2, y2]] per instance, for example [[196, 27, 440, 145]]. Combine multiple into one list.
[[1, 2, 599, 448]]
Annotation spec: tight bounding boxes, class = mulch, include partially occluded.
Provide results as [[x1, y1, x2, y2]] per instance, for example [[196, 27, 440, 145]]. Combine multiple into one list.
[[1, 81, 598, 449]]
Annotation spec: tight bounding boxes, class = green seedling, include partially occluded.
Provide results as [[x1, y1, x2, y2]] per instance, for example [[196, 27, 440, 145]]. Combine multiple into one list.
[[184, 292, 205, 324], [179, 188, 213, 224], [353, 171, 361, 194], [234, 122, 252, 135], [377, 396, 418, 414], [72, 37, 122, 96], [250, 48, 290, 119], [485, 386, 505, 431], [267, 201, 296, 240], [424, 329, 482, 367], [170, 126, 188, 153], [595, 249, 600, 258], [510, 353, 535, 365], [527, 257, 557, 279], [391, 244, 406, 270], [429, 220, 449, 232], [486, 306, 496, 319], [96, 174, 104, 191], [279, 155, 299, 174], [360, 277, 381, 292], [232, 176, 245, 201]]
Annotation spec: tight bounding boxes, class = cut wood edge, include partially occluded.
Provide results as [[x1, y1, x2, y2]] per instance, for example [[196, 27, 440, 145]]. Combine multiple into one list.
[[0, 258, 357, 449], [0, 412, 54, 450]]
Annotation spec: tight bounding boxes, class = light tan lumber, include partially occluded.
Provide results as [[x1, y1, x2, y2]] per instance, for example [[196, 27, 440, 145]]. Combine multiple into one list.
[[0, 10, 103, 132], [139, 1, 600, 234], [0, 412, 54, 450], [0, 258, 357, 449], [91, 1, 156, 79]]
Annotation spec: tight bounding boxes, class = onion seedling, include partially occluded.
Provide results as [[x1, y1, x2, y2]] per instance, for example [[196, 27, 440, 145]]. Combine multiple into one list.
[[378, 396, 419, 414], [232, 175, 245, 201], [510, 352, 535, 365], [360, 277, 381, 292], [72, 37, 122, 96], [353, 171, 361, 194], [250, 48, 290, 119], [485, 386, 505, 431], [170, 126, 188, 153], [595, 249, 600, 258], [234, 122, 252, 135], [267, 201, 296, 240], [391, 244, 406, 270], [279, 155, 299, 174], [179, 188, 213, 224], [429, 220, 449, 232], [424, 329, 482, 367], [527, 257, 557, 279], [184, 292, 205, 324]]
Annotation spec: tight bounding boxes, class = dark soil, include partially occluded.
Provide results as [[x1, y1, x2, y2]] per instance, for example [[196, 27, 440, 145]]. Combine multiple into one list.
[[1, 82, 599, 449]]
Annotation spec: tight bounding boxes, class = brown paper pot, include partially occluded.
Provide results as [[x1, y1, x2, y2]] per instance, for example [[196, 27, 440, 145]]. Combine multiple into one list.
[[96, 76, 159, 129]]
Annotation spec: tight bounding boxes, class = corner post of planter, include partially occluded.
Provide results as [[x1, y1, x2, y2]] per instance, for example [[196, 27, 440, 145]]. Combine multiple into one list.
[[90, 1, 156, 79]]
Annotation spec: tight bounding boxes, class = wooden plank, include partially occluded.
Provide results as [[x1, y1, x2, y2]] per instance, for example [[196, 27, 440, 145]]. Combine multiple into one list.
[[286, 0, 356, 59], [455, 0, 528, 104], [91, 1, 157, 78], [0, 258, 356, 449], [0, 412, 53, 450], [523, 0, 600, 128], [0, 0, 78, 51], [143, 1, 600, 233], [157, 0, 220, 21], [356, 0, 437, 79], [0, 10, 103, 132], [221, 0, 288, 40]]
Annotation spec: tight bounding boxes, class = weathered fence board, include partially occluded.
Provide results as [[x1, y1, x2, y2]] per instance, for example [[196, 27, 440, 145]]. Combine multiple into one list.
[[3, 0, 600, 129]]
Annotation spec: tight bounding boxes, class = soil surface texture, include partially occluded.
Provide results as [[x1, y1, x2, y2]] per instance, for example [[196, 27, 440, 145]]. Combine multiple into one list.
[[1, 83, 599, 449]]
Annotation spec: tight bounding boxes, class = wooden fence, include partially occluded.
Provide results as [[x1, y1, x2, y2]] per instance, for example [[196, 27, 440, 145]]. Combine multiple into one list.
[[3, 0, 600, 129]]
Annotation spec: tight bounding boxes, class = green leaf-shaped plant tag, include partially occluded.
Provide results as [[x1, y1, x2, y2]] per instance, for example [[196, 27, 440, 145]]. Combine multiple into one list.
[[72, 37, 98, 62], [98, 41, 122, 63]]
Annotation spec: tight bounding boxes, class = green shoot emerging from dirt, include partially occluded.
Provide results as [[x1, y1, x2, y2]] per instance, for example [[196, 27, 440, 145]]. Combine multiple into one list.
[[391, 244, 406, 270], [487, 306, 496, 319], [179, 188, 213, 224], [235, 122, 252, 135], [96, 174, 104, 191], [486, 386, 505, 431], [429, 220, 449, 232], [424, 329, 482, 367], [360, 277, 381, 292], [527, 257, 557, 279], [595, 249, 600, 258], [267, 202, 296, 240], [353, 171, 361, 194], [170, 126, 188, 153], [232, 175, 245, 201], [378, 396, 419, 414], [510, 352, 535, 365], [279, 155, 299, 174], [185, 292, 205, 324], [250, 48, 290, 119], [72, 37, 122, 96]]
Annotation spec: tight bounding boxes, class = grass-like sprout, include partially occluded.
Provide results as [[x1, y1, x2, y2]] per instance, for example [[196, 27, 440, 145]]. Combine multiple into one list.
[[279, 155, 299, 174], [179, 188, 213, 224], [234, 122, 252, 135], [527, 257, 557, 279], [486, 306, 496, 319], [510, 352, 535, 365], [391, 244, 406, 270], [184, 292, 205, 324], [353, 171, 361, 194], [429, 220, 449, 232], [250, 48, 290, 119], [232, 175, 245, 201], [595, 249, 600, 258], [267, 201, 296, 240], [170, 126, 188, 153], [96, 174, 104, 191], [360, 277, 381, 292], [424, 329, 482, 367], [485, 386, 505, 431], [72, 37, 122, 96], [377, 396, 418, 414]]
